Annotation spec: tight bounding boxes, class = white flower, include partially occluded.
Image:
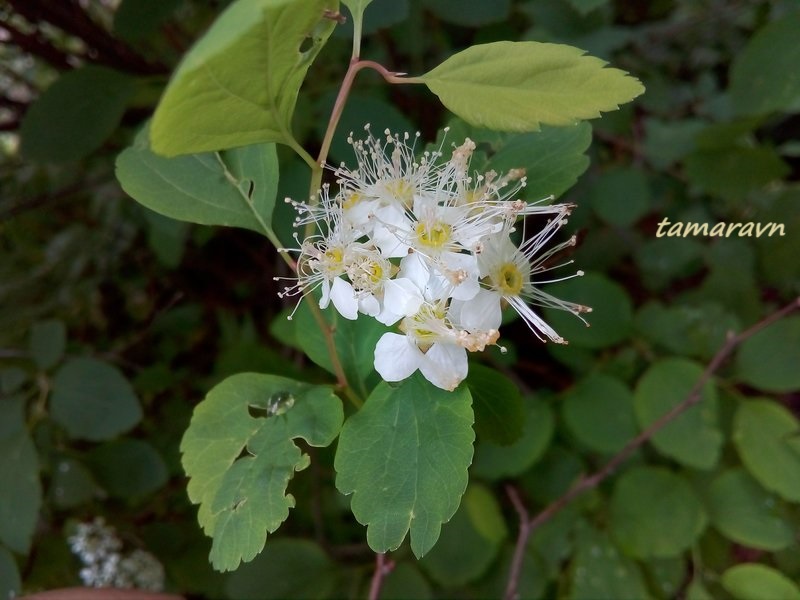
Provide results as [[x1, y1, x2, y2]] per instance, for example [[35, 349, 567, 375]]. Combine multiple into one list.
[[279, 127, 590, 390], [452, 213, 590, 344], [374, 299, 499, 391]]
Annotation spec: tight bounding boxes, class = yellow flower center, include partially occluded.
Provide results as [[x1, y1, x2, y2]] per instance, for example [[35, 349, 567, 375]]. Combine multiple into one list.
[[496, 262, 523, 295], [415, 221, 452, 249], [342, 192, 361, 210], [384, 179, 414, 207], [324, 247, 344, 265]]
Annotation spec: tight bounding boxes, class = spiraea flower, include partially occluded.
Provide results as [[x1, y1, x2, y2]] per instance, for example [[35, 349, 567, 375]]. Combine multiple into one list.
[[277, 126, 588, 391]]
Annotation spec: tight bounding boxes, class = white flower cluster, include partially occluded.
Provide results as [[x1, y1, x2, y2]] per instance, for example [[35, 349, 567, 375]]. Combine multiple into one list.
[[68, 517, 165, 591], [278, 128, 590, 391]]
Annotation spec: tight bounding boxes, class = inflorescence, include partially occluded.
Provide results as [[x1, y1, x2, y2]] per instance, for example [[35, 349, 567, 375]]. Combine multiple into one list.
[[276, 127, 590, 391]]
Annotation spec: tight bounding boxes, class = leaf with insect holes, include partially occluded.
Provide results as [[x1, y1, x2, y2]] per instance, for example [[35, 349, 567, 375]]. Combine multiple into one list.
[[116, 124, 279, 235], [150, 0, 340, 156], [180, 373, 343, 571]]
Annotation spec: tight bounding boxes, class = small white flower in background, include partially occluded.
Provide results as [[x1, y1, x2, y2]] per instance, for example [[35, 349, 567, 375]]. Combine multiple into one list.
[[277, 126, 589, 391], [68, 517, 165, 592]]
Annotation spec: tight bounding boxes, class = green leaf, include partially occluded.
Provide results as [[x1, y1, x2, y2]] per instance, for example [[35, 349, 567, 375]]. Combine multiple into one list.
[[419, 483, 507, 587], [733, 399, 800, 502], [736, 315, 800, 393], [224, 538, 335, 599], [29, 319, 67, 370], [150, 0, 338, 156], [634, 358, 722, 470], [569, 526, 651, 600], [562, 374, 638, 454], [341, 0, 373, 18], [684, 146, 789, 201], [418, 41, 644, 132], [706, 468, 793, 551], [636, 301, 740, 360], [143, 209, 190, 269], [565, 0, 609, 16], [315, 93, 415, 164], [87, 439, 169, 499], [467, 363, 524, 446], [643, 117, 706, 169], [291, 300, 387, 396], [51, 358, 142, 441], [422, 0, 510, 27], [634, 238, 704, 292], [729, 11, 800, 116], [721, 564, 800, 600], [381, 562, 433, 600], [610, 467, 707, 558], [472, 396, 554, 480], [483, 123, 592, 201], [113, 0, 183, 41], [116, 125, 279, 235], [755, 190, 800, 295], [20, 66, 135, 163], [334, 374, 474, 558], [49, 458, 97, 510], [589, 166, 651, 226], [0, 397, 42, 554], [544, 272, 633, 349], [0, 546, 21, 600], [180, 373, 343, 571]]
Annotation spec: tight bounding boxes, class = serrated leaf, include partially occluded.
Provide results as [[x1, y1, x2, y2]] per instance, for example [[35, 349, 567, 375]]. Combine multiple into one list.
[[20, 66, 135, 162], [51, 358, 142, 441], [610, 467, 707, 559], [29, 319, 66, 370], [419, 483, 507, 587], [733, 399, 800, 503], [180, 373, 343, 571], [730, 11, 800, 116], [467, 363, 524, 445], [150, 0, 339, 156], [417, 41, 643, 132], [0, 397, 42, 554], [634, 358, 722, 470], [334, 374, 474, 558], [736, 315, 800, 393], [116, 125, 279, 235], [721, 564, 800, 600], [706, 468, 793, 551]]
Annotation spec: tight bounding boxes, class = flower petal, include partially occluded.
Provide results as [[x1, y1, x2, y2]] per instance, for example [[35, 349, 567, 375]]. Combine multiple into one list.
[[419, 343, 468, 391], [330, 277, 359, 320], [384, 277, 424, 317], [374, 333, 422, 382], [453, 289, 502, 331]]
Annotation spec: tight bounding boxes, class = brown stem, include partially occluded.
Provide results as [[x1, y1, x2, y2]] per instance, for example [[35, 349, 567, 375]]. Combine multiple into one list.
[[503, 297, 800, 600], [368, 552, 394, 600]]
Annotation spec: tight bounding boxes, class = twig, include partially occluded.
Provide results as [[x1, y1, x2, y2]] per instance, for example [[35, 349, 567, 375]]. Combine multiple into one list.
[[368, 552, 394, 600], [503, 297, 800, 600]]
